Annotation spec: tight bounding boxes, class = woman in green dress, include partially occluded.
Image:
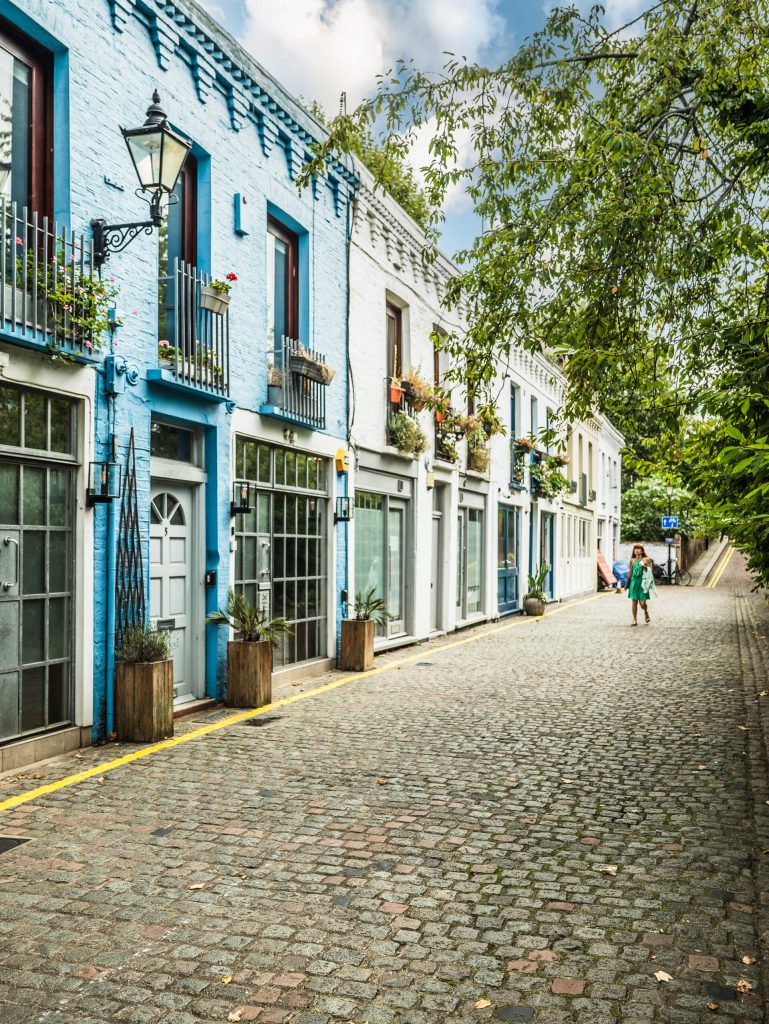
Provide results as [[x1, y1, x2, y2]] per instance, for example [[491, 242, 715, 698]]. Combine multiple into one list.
[[627, 544, 653, 626]]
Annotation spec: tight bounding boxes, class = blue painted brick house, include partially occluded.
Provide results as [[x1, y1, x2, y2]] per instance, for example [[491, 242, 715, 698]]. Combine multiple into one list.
[[0, 0, 357, 766]]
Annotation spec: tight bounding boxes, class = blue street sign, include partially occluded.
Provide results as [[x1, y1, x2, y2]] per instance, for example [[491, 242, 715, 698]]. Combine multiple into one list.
[[661, 515, 679, 529], [664, 537, 676, 545]]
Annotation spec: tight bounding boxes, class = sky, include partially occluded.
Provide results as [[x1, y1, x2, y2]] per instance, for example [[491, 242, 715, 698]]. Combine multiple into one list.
[[199, 0, 642, 255]]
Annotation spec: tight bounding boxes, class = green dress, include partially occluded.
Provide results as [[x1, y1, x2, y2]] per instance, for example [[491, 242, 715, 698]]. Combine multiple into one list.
[[627, 560, 649, 601]]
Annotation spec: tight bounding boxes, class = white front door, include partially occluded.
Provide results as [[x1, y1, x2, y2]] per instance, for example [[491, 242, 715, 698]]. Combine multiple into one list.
[[150, 485, 198, 706]]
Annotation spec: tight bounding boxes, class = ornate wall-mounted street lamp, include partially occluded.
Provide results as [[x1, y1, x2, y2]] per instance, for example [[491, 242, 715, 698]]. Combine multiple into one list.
[[87, 460, 122, 507], [91, 90, 192, 269]]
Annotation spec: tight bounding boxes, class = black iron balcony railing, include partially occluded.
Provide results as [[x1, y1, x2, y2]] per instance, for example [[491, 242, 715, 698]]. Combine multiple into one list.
[[265, 336, 330, 430], [157, 259, 230, 397], [435, 421, 457, 462], [2, 201, 97, 357]]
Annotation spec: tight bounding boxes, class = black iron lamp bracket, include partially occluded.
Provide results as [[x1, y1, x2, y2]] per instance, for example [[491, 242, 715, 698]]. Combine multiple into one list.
[[91, 191, 178, 270]]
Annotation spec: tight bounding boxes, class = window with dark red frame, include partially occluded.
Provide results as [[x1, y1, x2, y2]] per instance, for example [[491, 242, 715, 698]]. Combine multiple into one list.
[[386, 303, 402, 380], [158, 154, 197, 343], [267, 218, 298, 348], [0, 18, 52, 216]]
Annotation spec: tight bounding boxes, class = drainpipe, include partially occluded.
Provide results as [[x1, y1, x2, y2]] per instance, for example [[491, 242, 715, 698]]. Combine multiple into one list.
[[104, 430, 117, 737]]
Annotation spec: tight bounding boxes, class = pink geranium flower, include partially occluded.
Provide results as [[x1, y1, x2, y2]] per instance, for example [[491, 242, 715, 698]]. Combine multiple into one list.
[[14, 236, 22, 246]]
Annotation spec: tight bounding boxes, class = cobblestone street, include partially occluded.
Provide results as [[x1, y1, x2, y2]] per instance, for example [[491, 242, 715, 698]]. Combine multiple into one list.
[[2, 563, 769, 1024]]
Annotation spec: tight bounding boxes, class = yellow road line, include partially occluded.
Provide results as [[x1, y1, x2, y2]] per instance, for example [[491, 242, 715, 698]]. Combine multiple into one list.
[[708, 545, 734, 589], [0, 594, 600, 814]]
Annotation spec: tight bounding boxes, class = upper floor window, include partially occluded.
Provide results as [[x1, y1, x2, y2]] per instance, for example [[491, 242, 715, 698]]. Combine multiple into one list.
[[510, 383, 520, 437], [0, 19, 51, 215], [158, 153, 197, 343], [267, 217, 298, 348], [530, 395, 538, 436], [386, 302, 402, 379]]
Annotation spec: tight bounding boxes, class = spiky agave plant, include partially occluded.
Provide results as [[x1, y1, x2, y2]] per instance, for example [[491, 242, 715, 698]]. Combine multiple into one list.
[[207, 588, 292, 647], [351, 588, 390, 624]]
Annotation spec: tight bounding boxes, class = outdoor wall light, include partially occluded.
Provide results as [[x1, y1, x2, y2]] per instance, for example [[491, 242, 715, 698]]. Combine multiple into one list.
[[92, 90, 192, 269], [665, 482, 674, 497], [335, 496, 353, 524], [86, 461, 121, 507], [231, 480, 255, 517]]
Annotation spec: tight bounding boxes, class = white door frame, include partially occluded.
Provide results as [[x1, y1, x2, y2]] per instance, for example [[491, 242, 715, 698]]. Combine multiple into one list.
[[150, 459, 206, 702]]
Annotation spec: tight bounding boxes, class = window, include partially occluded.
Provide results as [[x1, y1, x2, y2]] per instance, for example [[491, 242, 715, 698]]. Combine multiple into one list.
[[530, 396, 538, 435], [267, 218, 298, 348], [0, 20, 51, 214], [0, 382, 75, 455], [510, 383, 520, 438], [150, 421, 194, 462], [386, 303, 402, 379], [158, 153, 197, 343]]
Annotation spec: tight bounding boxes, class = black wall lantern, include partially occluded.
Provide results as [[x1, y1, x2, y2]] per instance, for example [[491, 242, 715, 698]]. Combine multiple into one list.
[[92, 90, 192, 269], [87, 461, 121, 507], [335, 495, 353, 524], [231, 480, 255, 517]]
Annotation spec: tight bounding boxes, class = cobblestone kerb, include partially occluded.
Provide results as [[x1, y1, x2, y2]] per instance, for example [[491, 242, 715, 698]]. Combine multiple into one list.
[[0, 581, 767, 1024]]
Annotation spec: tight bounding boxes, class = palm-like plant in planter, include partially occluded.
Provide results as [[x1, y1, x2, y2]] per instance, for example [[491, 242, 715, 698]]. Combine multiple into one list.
[[340, 587, 390, 671], [207, 589, 292, 708], [523, 563, 550, 617], [115, 624, 174, 743]]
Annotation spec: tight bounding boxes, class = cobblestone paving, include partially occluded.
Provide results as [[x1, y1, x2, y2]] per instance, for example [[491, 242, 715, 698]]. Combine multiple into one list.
[[1, 575, 768, 1024]]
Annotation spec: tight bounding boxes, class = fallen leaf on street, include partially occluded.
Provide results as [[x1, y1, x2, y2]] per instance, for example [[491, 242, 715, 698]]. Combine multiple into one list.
[[505, 779, 519, 787], [597, 865, 618, 875], [736, 979, 752, 993], [377, 779, 388, 785], [474, 999, 492, 1009], [738, 726, 749, 732], [221, 976, 233, 984], [742, 955, 758, 965], [227, 1011, 242, 1022], [697, 765, 707, 771], [561, 778, 573, 784], [654, 971, 673, 983], [189, 882, 206, 890], [707, 1002, 719, 1010]]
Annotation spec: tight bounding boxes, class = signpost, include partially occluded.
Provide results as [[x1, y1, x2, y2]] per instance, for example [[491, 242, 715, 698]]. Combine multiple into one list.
[[661, 515, 679, 530]]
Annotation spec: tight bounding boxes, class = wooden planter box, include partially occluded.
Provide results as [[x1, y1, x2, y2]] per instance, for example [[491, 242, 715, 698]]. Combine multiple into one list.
[[226, 639, 272, 708], [116, 659, 174, 743], [340, 619, 375, 672]]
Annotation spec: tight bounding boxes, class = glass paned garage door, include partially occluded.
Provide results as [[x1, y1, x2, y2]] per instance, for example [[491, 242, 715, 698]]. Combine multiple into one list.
[[0, 383, 76, 743], [234, 438, 328, 669], [0, 460, 75, 742]]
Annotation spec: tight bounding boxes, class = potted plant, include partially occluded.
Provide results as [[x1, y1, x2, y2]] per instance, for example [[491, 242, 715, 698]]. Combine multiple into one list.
[[467, 427, 490, 473], [523, 564, 549, 617], [515, 435, 536, 453], [389, 375, 405, 405], [207, 589, 292, 708], [340, 588, 389, 671], [289, 342, 336, 385], [267, 362, 284, 405], [389, 411, 428, 456], [478, 405, 505, 437], [200, 271, 238, 315], [115, 624, 173, 743]]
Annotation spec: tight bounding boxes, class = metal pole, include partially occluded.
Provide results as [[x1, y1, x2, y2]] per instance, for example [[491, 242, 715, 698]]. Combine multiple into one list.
[[667, 493, 672, 583]]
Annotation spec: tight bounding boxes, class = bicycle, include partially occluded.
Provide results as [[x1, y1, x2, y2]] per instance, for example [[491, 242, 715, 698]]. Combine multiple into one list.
[[653, 561, 692, 586]]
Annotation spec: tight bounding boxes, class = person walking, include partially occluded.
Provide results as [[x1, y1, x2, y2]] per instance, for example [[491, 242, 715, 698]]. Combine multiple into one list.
[[627, 544, 655, 625]]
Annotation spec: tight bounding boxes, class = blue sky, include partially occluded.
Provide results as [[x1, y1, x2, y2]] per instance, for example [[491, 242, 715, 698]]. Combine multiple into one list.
[[198, 0, 629, 254]]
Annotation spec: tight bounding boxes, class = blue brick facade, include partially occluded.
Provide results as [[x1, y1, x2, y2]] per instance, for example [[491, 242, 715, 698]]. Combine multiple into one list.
[[1, 0, 356, 741]]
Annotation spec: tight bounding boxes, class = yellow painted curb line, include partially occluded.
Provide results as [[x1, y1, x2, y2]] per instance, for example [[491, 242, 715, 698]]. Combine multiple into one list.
[[0, 594, 600, 814], [708, 546, 734, 589]]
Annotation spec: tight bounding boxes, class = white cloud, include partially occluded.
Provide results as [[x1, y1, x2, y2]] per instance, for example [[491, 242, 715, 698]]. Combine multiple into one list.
[[239, 0, 504, 112]]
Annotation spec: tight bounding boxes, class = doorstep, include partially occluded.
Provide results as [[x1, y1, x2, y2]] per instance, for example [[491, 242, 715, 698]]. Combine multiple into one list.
[[173, 698, 218, 720], [0, 725, 90, 775]]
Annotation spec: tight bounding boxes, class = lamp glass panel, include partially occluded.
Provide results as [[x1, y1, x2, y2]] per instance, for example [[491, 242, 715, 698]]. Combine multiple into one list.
[[159, 132, 190, 192], [126, 131, 163, 190]]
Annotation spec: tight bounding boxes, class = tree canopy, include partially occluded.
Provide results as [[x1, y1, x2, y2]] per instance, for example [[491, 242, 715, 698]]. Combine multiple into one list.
[[300, 0, 769, 587]]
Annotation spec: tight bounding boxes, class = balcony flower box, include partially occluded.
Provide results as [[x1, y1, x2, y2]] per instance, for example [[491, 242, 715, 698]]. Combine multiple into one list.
[[200, 284, 230, 315], [290, 350, 335, 385]]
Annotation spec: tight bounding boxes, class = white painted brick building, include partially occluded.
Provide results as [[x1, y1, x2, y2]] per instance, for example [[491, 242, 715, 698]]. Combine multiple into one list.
[[346, 162, 623, 649]]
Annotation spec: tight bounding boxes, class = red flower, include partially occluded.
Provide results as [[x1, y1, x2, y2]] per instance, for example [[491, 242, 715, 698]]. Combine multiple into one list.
[[226, 272, 238, 282]]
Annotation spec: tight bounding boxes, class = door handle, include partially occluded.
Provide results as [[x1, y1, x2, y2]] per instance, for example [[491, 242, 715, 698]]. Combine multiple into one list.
[[2, 536, 18, 591]]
